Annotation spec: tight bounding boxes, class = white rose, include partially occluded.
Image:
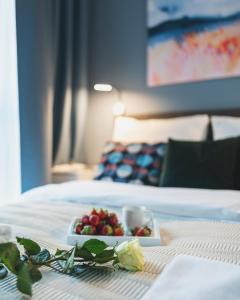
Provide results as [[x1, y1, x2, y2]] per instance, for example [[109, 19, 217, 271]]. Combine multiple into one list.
[[116, 239, 144, 271]]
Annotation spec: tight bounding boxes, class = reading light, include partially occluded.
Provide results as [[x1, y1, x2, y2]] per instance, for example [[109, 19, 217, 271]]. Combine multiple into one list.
[[93, 83, 125, 116], [94, 83, 113, 92], [112, 101, 125, 116]]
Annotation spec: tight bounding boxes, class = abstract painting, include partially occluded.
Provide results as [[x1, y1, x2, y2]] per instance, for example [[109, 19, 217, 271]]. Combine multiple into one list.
[[147, 0, 240, 86]]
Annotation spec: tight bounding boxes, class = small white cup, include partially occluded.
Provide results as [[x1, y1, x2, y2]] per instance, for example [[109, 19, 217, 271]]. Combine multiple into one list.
[[122, 206, 153, 229]]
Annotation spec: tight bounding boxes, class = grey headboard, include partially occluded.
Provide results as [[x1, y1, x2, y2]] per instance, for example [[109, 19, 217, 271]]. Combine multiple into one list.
[[128, 108, 240, 120], [127, 108, 240, 140]]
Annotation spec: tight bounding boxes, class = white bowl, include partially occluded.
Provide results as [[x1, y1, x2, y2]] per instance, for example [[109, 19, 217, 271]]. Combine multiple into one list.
[[67, 217, 161, 247]]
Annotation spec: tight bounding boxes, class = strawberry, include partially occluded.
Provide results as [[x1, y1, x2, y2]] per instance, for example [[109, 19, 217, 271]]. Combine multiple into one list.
[[131, 227, 140, 236], [96, 220, 105, 233], [114, 226, 124, 236], [136, 228, 145, 236], [81, 225, 96, 235], [143, 227, 152, 236], [81, 215, 90, 225], [108, 213, 118, 226], [135, 226, 152, 237], [98, 209, 108, 220], [89, 214, 100, 226], [75, 223, 83, 234], [91, 208, 98, 216], [100, 224, 113, 236]]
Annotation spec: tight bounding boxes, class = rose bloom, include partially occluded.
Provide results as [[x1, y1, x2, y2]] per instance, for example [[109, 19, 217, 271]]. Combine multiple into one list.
[[116, 239, 144, 271]]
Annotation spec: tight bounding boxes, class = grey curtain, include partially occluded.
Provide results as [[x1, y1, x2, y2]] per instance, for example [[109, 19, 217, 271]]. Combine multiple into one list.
[[16, 0, 54, 192], [16, 0, 90, 192], [52, 0, 89, 165]]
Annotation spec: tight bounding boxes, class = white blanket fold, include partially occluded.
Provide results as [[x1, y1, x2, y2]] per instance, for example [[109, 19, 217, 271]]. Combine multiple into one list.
[[22, 181, 240, 221], [142, 255, 240, 300]]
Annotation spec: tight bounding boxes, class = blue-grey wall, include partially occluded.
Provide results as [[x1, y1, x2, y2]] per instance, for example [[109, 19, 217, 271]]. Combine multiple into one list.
[[15, 0, 240, 183], [16, 0, 53, 191], [85, 0, 240, 163]]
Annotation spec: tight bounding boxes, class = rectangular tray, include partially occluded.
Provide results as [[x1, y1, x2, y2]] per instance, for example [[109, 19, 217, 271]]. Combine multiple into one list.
[[67, 217, 161, 247]]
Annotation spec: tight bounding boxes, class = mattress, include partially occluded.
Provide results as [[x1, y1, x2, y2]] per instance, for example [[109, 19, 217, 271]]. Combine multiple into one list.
[[1, 181, 240, 299]]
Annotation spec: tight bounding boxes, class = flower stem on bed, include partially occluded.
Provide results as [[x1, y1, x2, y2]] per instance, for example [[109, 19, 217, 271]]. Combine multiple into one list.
[[0, 237, 144, 297]]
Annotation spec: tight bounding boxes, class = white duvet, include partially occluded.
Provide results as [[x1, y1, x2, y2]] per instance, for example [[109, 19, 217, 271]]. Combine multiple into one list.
[[22, 180, 240, 222]]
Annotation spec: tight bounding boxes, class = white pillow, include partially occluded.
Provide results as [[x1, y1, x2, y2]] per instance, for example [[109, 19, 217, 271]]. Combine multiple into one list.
[[112, 115, 209, 143], [212, 116, 240, 140]]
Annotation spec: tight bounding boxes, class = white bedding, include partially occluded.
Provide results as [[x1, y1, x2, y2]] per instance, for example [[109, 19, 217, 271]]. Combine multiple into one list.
[[22, 180, 240, 222], [1, 180, 240, 299], [142, 255, 240, 300]]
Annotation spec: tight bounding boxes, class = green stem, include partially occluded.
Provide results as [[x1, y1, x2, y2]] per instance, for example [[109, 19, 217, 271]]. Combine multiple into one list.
[[31, 257, 90, 268]]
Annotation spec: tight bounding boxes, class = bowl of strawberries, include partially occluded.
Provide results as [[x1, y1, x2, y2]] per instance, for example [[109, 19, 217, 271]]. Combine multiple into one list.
[[67, 208, 161, 247], [75, 208, 124, 237]]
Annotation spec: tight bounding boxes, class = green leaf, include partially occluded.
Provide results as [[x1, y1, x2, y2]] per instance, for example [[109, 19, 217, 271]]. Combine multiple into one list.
[[96, 249, 115, 258], [0, 243, 21, 274], [75, 247, 94, 260], [16, 263, 32, 296], [55, 249, 67, 257], [95, 249, 116, 264], [82, 239, 108, 255], [0, 263, 8, 279], [31, 249, 51, 264], [16, 237, 41, 256], [28, 264, 42, 283], [63, 248, 76, 274], [113, 257, 120, 265]]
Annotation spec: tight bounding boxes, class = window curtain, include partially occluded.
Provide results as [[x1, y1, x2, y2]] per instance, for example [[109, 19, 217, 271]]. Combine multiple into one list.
[[0, 0, 21, 204], [52, 0, 89, 165], [15, 0, 89, 192], [16, 0, 54, 192]]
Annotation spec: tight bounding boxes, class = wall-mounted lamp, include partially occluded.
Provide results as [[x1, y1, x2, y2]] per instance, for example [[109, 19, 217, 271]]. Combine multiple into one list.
[[94, 83, 125, 116], [94, 83, 113, 92]]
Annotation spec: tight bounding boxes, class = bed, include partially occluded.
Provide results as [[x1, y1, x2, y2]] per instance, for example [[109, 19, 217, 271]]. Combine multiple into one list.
[[1, 181, 240, 299], [1, 109, 240, 299]]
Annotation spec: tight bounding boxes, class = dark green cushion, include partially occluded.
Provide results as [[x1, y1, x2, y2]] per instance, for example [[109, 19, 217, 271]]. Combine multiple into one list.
[[160, 138, 239, 189]]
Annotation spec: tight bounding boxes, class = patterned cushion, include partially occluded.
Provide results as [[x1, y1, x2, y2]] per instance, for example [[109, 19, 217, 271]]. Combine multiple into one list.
[[95, 142, 167, 186]]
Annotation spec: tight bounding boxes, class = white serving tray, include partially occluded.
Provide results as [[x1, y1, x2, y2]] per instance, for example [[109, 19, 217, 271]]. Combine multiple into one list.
[[67, 217, 161, 247]]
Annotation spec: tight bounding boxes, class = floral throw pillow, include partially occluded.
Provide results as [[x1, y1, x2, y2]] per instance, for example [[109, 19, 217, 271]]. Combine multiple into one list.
[[94, 142, 167, 186]]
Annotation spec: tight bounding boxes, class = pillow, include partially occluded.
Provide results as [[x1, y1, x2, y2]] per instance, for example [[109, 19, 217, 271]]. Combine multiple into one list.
[[112, 115, 209, 144], [160, 138, 239, 190], [212, 116, 240, 140], [95, 142, 167, 186]]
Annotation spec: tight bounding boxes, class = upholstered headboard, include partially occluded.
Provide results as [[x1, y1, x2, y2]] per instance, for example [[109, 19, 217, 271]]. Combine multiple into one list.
[[127, 108, 240, 140], [127, 108, 240, 120]]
